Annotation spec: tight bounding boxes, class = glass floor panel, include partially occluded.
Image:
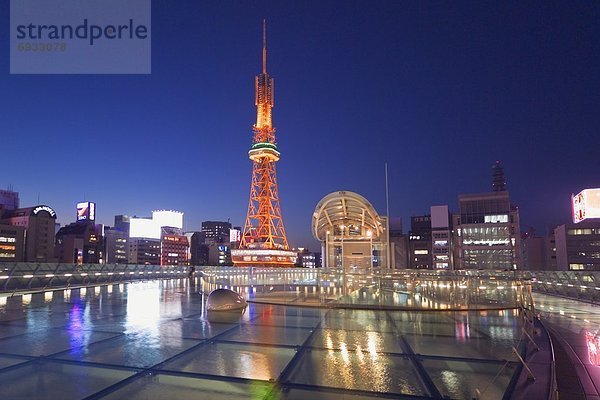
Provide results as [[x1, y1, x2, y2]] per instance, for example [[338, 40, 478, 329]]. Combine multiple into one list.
[[0, 354, 30, 370], [0, 329, 121, 357], [220, 324, 313, 346], [404, 334, 518, 361], [310, 328, 404, 354], [159, 341, 296, 380], [99, 373, 276, 400], [422, 358, 516, 400], [286, 348, 428, 396], [0, 360, 136, 400], [54, 333, 203, 368], [157, 318, 237, 340]]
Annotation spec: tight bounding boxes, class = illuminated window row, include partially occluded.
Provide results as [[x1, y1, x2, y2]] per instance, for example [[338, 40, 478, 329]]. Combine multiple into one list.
[[568, 228, 600, 236]]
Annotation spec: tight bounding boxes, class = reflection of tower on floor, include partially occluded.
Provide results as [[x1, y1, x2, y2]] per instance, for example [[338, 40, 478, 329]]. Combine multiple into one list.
[[231, 20, 296, 267]]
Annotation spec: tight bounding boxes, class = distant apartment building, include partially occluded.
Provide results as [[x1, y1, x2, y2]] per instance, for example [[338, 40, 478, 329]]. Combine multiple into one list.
[[408, 215, 432, 269], [453, 162, 521, 270]]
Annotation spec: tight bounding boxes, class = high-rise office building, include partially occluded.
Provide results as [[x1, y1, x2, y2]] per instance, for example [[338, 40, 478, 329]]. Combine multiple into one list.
[[453, 162, 521, 270]]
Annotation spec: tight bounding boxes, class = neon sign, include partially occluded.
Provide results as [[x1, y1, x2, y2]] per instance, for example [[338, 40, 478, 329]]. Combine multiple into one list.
[[33, 205, 56, 217]]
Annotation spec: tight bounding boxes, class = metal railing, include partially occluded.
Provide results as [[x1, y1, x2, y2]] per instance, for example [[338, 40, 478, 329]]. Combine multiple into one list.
[[199, 267, 532, 310], [521, 271, 600, 303], [0, 262, 189, 294]]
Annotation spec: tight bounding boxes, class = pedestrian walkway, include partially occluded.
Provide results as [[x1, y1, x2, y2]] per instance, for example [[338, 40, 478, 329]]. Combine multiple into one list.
[[534, 293, 600, 399]]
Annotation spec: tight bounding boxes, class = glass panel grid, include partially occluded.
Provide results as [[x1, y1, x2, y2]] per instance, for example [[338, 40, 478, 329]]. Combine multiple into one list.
[[0, 277, 528, 399]]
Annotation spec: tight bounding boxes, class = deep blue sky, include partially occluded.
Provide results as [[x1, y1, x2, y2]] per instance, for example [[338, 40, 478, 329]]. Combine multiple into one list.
[[2, 1, 599, 249]]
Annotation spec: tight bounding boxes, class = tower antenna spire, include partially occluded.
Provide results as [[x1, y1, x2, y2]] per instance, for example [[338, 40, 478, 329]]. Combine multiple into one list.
[[262, 18, 267, 73]]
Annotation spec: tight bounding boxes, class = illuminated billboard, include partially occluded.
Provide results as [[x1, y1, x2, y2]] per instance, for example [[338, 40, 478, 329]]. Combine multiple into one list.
[[76, 202, 96, 221], [129, 218, 161, 239], [573, 189, 600, 223], [152, 210, 183, 229], [230, 228, 241, 243]]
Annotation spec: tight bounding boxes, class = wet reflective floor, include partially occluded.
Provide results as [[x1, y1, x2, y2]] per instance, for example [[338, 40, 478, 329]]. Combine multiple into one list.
[[0, 280, 525, 399]]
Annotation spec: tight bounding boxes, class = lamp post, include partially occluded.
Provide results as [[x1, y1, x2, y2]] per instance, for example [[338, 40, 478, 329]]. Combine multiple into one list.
[[325, 230, 330, 269], [367, 229, 373, 273], [340, 225, 345, 271]]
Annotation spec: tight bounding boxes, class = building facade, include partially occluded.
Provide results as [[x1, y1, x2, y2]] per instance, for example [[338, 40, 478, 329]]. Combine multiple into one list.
[[409, 215, 432, 269], [0, 224, 25, 262], [431, 205, 453, 270], [160, 227, 189, 266], [201, 221, 232, 244], [104, 227, 128, 264], [1, 205, 57, 262], [128, 238, 160, 265], [55, 221, 103, 264], [0, 189, 19, 211], [555, 221, 600, 271], [453, 191, 521, 270]]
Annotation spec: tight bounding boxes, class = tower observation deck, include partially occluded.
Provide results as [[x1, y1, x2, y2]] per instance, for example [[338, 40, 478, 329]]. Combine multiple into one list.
[[231, 20, 296, 267]]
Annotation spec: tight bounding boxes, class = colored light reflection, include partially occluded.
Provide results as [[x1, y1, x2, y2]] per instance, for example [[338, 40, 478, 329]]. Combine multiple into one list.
[[586, 331, 600, 366]]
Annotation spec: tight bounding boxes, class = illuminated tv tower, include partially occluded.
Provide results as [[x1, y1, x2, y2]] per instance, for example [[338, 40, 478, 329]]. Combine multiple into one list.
[[231, 20, 296, 267]]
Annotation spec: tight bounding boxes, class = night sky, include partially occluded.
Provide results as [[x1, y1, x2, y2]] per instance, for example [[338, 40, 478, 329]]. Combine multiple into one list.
[[1, 1, 599, 249]]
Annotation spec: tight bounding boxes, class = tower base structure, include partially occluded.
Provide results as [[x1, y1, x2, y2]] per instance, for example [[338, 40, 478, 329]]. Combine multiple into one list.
[[231, 248, 296, 267]]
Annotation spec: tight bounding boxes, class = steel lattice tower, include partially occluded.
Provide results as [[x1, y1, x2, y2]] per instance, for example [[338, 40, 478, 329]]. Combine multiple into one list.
[[232, 21, 295, 267]]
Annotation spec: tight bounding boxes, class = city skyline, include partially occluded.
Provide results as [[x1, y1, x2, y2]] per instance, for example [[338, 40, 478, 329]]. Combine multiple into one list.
[[2, 1, 599, 248]]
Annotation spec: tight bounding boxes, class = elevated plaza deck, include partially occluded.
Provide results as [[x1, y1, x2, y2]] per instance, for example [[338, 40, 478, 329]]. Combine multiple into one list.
[[0, 266, 595, 399]]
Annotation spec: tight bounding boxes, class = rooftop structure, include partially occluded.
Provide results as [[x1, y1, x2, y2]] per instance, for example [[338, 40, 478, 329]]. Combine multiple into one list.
[[312, 191, 389, 270]]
